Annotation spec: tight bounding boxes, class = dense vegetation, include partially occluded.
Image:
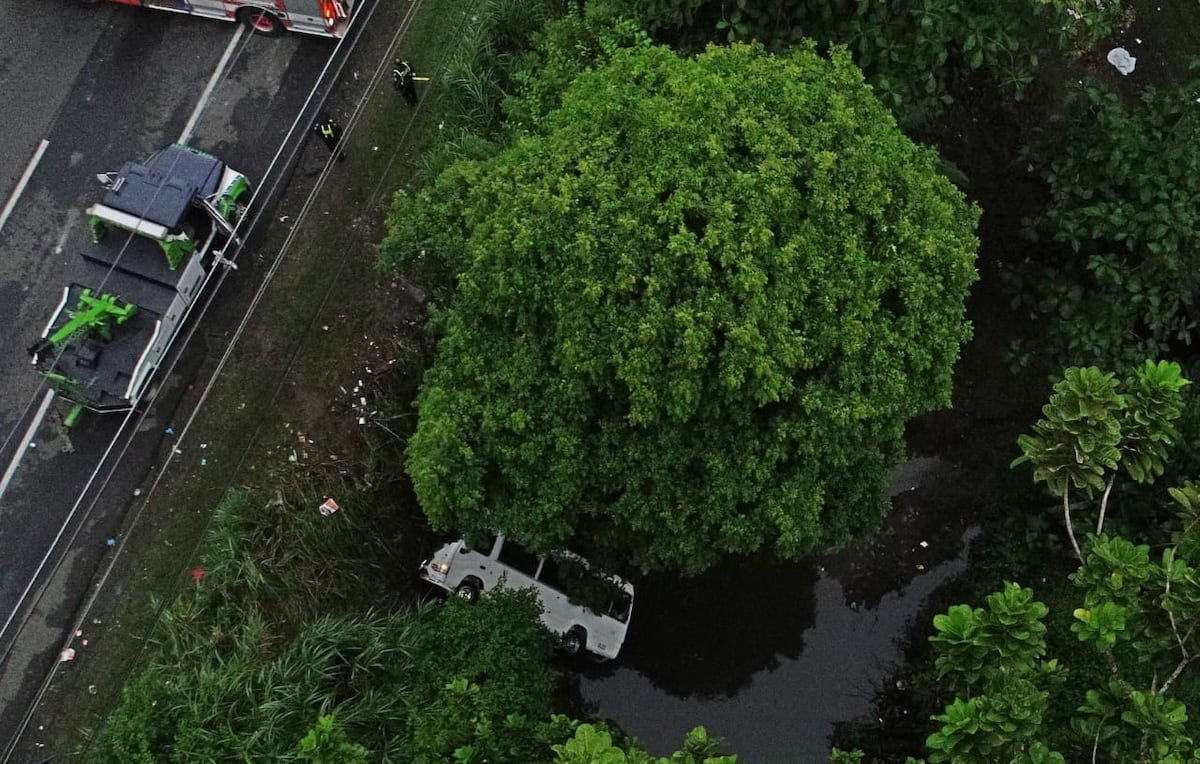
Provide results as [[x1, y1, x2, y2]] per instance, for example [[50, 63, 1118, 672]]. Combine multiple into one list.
[[91, 0, 1200, 759], [386, 40, 979, 574], [913, 364, 1200, 762], [91, 489, 733, 762]]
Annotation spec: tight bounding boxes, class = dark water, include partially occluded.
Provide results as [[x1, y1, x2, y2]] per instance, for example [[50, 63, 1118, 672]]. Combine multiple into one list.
[[570, 459, 976, 761]]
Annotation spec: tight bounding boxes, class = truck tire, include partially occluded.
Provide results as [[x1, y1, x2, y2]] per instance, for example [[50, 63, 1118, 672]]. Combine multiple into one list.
[[455, 578, 481, 603], [238, 8, 284, 36], [562, 627, 587, 656]]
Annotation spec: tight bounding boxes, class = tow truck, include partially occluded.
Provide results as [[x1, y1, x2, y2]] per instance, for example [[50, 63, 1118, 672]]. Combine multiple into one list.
[[28, 145, 251, 427]]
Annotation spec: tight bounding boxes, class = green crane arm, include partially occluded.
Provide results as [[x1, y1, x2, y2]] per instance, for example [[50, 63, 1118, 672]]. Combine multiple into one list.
[[49, 289, 138, 346]]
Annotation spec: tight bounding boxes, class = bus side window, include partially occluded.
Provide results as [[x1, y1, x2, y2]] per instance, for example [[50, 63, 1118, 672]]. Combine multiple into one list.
[[464, 533, 497, 556], [496, 539, 540, 577], [538, 558, 563, 591]]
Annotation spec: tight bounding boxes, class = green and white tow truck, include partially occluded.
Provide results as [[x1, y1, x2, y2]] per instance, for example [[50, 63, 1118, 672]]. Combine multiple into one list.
[[28, 144, 251, 427]]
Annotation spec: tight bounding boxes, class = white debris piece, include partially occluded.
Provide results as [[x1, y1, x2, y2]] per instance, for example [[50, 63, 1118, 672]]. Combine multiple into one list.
[[1107, 47, 1136, 75]]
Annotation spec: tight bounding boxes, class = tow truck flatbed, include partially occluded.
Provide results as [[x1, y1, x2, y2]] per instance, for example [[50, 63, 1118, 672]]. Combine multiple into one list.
[[30, 145, 251, 423]]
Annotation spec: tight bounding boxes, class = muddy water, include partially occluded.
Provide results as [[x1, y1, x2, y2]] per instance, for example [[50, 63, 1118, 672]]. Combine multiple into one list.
[[570, 458, 976, 760]]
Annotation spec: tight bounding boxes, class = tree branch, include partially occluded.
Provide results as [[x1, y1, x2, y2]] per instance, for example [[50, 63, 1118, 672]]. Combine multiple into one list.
[[1156, 549, 1196, 696], [1096, 473, 1116, 535], [1160, 654, 1198, 695], [1164, 552, 1188, 661], [1064, 487, 1082, 560]]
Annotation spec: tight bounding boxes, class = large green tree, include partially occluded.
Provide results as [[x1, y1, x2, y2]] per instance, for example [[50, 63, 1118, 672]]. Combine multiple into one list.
[[387, 41, 979, 573]]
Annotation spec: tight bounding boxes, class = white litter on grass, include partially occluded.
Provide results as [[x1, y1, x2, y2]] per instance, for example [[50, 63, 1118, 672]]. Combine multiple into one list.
[[1107, 47, 1137, 75], [59, 648, 76, 662]]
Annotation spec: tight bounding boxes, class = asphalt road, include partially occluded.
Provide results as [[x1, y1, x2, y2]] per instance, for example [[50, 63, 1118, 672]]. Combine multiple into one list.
[[0, 1, 340, 747]]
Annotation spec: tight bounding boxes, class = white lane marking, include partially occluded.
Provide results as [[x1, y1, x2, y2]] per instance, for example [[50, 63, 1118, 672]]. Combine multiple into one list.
[[0, 389, 56, 503], [178, 25, 246, 144], [0, 403, 138, 652], [0, 139, 50, 237]]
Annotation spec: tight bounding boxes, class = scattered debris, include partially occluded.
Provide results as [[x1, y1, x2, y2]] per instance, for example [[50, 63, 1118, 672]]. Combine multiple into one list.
[[88, 684, 98, 695], [1107, 47, 1136, 75], [191, 567, 206, 582], [59, 648, 76, 663], [919, 540, 929, 548], [133, 488, 142, 497], [106, 538, 116, 548], [164, 426, 175, 435], [319, 498, 340, 516]]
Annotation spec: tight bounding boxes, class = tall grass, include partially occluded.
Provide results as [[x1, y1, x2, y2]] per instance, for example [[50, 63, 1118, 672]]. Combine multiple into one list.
[[95, 605, 428, 762], [439, 0, 568, 134], [89, 482, 434, 762]]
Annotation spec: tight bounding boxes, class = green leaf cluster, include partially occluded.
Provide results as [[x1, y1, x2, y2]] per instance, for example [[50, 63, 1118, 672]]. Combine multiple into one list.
[[390, 41, 979, 573], [925, 583, 1066, 762], [502, 1, 653, 131], [552, 723, 737, 764], [297, 715, 370, 764], [1014, 362, 1189, 498], [922, 459, 1200, 760], [1016, 74, 1200, 367], [702, 0, 1121, 125], [1013, 366, 1126, 499], [404, 589, 560, 763]]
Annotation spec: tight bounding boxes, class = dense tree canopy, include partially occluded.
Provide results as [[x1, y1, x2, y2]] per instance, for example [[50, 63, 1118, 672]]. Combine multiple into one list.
[[386, 41, 979, 573]]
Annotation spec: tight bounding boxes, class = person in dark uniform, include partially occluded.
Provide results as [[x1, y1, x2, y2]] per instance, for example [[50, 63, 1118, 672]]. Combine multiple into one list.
[[393, 59, 419, 106], [313, 112, 346, 161]]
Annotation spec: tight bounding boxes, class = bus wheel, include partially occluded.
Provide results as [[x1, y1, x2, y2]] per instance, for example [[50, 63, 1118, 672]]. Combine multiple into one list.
[[238, 8, 284, 36], [562, 627, 587, 656], [455, 579, 481, 603]]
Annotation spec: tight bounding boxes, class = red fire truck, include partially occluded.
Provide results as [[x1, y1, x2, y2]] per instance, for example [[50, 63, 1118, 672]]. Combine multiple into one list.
[[95, 0, 352, 38]]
